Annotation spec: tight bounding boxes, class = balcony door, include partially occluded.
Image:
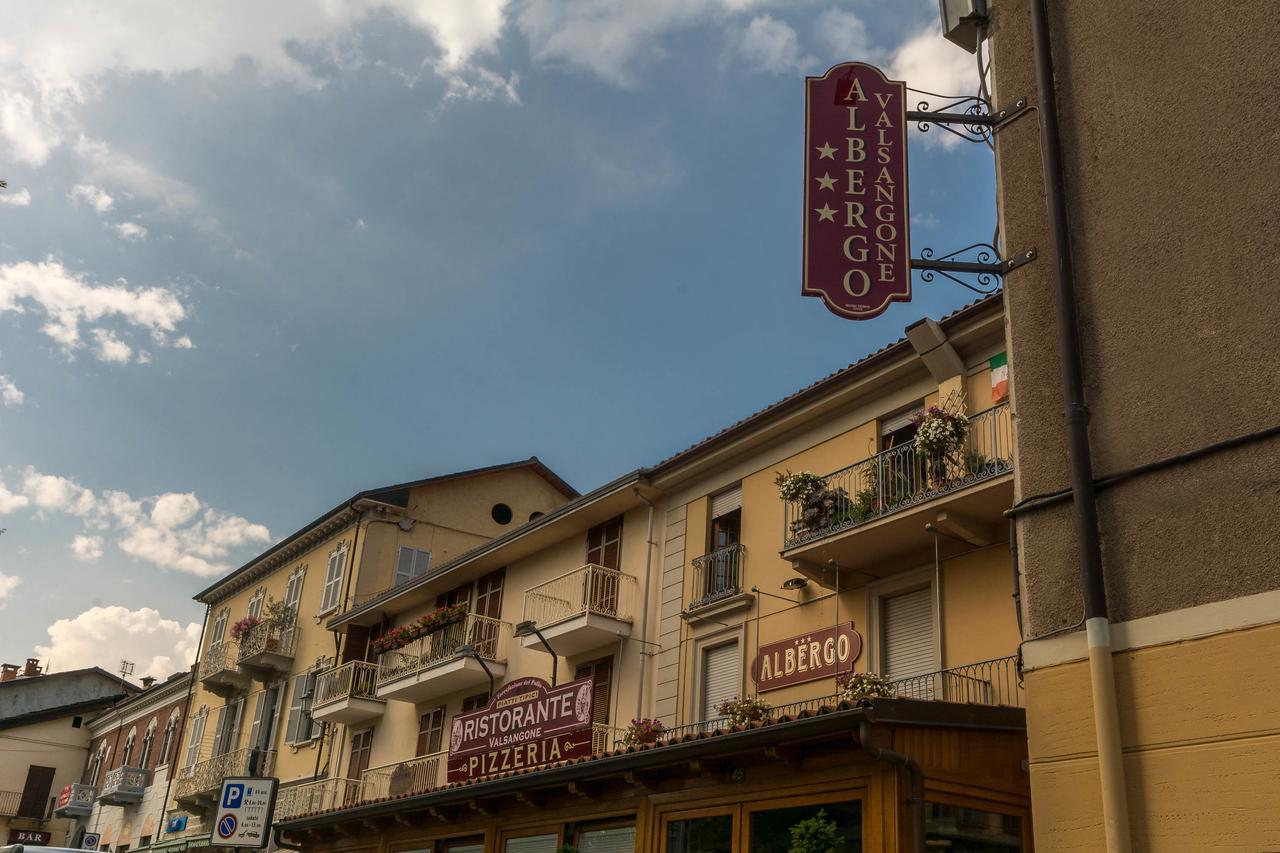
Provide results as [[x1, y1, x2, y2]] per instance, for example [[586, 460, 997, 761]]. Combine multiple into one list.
[[248, 682, 283, 773], [586, 517, 623, 614], [469, 568, 505, 657], [706, 487, 742, 601], [345, 729, 373, 804], [210, 698, 243, 758]]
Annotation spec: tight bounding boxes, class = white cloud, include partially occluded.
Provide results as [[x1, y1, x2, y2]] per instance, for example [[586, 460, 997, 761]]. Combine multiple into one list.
[[35, 606, 201, 680], [0, 187, 31, 206], [889, 26, 981, 148], [739, 15, 807, 74], [69, 183, 114, 212], [70, 534, 104, 561], [0, 570, 20, 606], [0, 375, 23, 407], [113, 221, 148, 241], [9, 467, 272, 577], [92, 328, 134, 363], [74, 138, 203, 218], [0, 258, 190, 359], [813, 8, 877, 64]]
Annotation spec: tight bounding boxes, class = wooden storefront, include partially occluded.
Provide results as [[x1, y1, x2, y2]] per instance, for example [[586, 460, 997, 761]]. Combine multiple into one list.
[[277, 700, 1031, 852]]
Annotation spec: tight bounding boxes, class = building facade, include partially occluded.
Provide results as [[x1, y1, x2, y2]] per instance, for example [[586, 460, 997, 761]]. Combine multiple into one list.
[[157, 460, 577, 848], [987, 1, 1280, 849], [0, 661, 138, 847], [268, 295, 1032, 851]]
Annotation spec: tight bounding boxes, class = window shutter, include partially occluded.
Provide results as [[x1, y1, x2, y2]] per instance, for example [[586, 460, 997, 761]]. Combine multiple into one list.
[[882, 587, 935, 680], [701, 642, 739, 721], [285, 674, 307, 744], [17, 765, 56, 819], [504, 835, 559, 853], [710, 485, 742, 520], [578, 826, 637, 853], [249, 691, 266, 750], [394, 547, 416, 586]]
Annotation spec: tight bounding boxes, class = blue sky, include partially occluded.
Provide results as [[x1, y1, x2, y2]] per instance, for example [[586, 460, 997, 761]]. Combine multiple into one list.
[[0, 0, 994, 679]]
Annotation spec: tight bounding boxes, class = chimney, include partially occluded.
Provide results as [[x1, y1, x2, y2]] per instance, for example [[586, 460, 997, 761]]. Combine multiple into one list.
[[23, 658, 41, 678], [0, 664, 18, 682], [141, 676, 156, 689]]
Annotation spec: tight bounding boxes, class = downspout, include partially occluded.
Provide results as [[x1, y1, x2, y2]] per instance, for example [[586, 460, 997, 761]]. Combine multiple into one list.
[[154, 603, 209, 846], [1009, 518, 1024, 641], [634, 489, 657, 721], [858, 720, 924, 853], [1027, 1, 1131, 849]]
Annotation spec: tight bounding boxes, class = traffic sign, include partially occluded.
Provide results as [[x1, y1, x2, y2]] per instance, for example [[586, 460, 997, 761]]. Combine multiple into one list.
[[210, 776, 277, 848], [81, 832, 101, 850]]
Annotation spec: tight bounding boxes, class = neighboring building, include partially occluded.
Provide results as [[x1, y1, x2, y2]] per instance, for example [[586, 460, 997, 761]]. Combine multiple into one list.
[[55, 671, 192, 852], [0, 660, 138, 847], [272, 294, 1031, 851], [159, 459, 577, 846], [987, 1, 1280, 849]]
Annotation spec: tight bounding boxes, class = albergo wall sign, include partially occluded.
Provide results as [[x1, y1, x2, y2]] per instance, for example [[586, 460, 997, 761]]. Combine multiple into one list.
[[448, 675, 595, 784], [752, 623, 863, 692], [803, 62, 911, 320]]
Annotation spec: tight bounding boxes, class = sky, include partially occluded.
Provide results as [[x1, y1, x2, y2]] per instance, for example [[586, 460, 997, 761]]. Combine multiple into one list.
[[0, 0, 996, 681]]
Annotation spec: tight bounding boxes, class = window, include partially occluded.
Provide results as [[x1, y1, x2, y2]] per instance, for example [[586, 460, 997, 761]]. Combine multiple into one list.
[[416, 706, 446, 756], [461, 693, 488, 713], [17, 765, 55, 819], [87, 744, 108, 786], [574, 657, 613, 726], [474, 568, 504, 619], [139, 837, 151, 848], [285, 672, 318, 744], [586, 517, 623, 570], [182, 708, 208, 773], [281, 567, 305, 648], [139, 722, 156, 768], [436, 582, 473, 610], [926, 802, 1023, 851], [504, 834, 558, 852], [393, 546, 432, 587], [667, 814, 732, 853], [247, 587, 265, 619], [747, 799, 861, 852], [249, 682, 285, 753], [881, 587, 935, 681], [490, 502, 514, 525], [159, 711, 180, 766], [210, 699, 244, 757], [120, 728, 137, 767], [320, 544, 348, 613], [576, 824, 637, 853], [210, 608, 230, 648], [701, 642, 739, 722], [72, 716, 83, 728], [347, 729, 374, 780]]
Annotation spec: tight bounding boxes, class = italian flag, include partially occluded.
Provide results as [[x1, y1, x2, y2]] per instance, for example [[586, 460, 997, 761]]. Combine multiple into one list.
[[990, 352, 1009, 402]]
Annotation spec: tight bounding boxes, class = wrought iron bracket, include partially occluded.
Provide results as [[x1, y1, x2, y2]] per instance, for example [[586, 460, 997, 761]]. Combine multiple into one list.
[[910, 245, 1037, 294], [906, 93, 1030, 144]]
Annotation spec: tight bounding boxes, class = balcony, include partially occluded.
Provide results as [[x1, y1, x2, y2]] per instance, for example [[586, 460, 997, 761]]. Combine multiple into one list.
[[52, 783, 97, 818], [312, 661, 385, 725], [520, 565, 637, 656], [198, 642, 250, 698], [376, 613, 510, 704], [781, 404, 1013, 585], [236, 619, 297, 680], [174, 747, 276, 811], [0, 790, 21, 817], [362, 750, 447, 800], [684, 544, 751, 619], [98, 765, 149, 805], [275, 778, 363, 821]]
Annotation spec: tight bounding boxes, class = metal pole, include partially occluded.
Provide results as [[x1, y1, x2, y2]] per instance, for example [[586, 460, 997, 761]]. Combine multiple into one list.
[[1026, 1, 1130, 849]]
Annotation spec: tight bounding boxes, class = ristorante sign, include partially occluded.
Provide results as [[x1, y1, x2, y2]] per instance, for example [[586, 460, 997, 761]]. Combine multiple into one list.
[[751, 623, 863, 692], [447, 676, 595, 784], [803, 62, 911, 320]]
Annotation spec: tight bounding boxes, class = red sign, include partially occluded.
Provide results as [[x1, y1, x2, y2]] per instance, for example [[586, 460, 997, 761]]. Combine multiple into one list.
[[447, 676, 594, 784], [803, 62, 911, 320], [57, 783, 73, 808], [8, 829, 52, 844], [751, 623, 863, 692]]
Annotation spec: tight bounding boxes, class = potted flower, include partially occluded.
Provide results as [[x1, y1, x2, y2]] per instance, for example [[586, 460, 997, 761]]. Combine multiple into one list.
[[622, 718, 666, 747], [837, 671, 895, 704], [230, 615, 262, 642], [775, 470, 827, 503], [714, 696, 771, 727]]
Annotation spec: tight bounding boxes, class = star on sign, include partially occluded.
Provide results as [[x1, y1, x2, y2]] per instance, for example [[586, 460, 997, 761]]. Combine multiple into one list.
[[816, 142, 836, 160], [815, 172, 837, 191], [815, 204, 837, 222]]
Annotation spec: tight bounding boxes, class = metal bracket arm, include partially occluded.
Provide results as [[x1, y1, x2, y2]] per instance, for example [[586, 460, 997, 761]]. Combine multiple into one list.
[[910, 245, 1037, 295], [906, 93, 1030, 143]]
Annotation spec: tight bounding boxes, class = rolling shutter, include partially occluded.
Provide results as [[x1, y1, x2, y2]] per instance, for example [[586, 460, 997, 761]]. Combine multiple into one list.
[[882, 587, 935, 680], [578, 826, 636, 852], [504, 834, 558, 853], [701, 642, 739, 721], [710, 485, 742, 520]]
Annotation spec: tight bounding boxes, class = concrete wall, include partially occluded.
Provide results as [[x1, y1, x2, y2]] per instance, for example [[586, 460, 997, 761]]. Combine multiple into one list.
[[0, 715, 92, 846]]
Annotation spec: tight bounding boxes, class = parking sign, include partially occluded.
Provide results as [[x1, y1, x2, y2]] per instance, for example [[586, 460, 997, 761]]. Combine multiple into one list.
[[210, 776, 278, 848], [81, 833, 101, 850]]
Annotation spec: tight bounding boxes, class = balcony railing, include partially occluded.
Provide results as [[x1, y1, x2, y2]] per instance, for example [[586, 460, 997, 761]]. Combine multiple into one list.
[[689, 544, 746, 610], [783, 403, 1013, 548], [237, 618, 297, 671], [275, 778, 362, 821], [315, 660, 381, 707], [174, 747, 276, 803], [198, 641, 239, 680], [361, 751, 447, 800], [0, 790, 20, 817], [523, 565, 637, 627], [377, 613, 510, 685], [657, 655, 1023, 742], [99, 765, 149, 804]]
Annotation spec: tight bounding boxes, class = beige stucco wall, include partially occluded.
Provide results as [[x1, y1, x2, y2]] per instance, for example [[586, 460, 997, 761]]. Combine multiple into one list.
[[0, 715, 89, 846]]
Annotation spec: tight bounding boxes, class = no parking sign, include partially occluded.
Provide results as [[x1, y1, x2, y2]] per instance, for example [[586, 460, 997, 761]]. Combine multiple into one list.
[[210, 776, 278, 848]]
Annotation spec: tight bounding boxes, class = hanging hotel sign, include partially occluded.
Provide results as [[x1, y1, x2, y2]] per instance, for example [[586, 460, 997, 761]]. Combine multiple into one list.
[[447, 675, 595, 784], [752, 622, 863, 692], [803, 62, 911, 320]]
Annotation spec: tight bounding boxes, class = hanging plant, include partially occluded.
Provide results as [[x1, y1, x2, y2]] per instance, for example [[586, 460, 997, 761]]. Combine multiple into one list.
[[774, 470, 827, 503], [912, 407, 970, 458]]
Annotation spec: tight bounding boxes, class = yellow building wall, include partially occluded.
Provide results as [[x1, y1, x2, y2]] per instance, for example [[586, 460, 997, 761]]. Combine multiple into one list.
[[0, 715, 90, 846], [941, 546, 1021, 668], [1025, 622, 1280, 851]]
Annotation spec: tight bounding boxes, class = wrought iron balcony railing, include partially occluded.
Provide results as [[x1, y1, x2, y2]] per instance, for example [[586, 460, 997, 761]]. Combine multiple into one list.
[[0, 789, 21, 817], [314, 660, 382, 708], [361, 750, 448, 801], [377, 613, 510, 685], [174, 747, 276, 802], [237, 618, 297, 665], [783, 403, 1013, 548], [275, 778, 363, 820], [522, 564, 637, 627], [689, 544, 746, 610], [198, 641, 239, 680]]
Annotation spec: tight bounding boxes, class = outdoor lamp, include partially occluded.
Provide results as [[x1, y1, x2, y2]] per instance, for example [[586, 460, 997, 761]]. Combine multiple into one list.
[[513, 620, 558, 686], [455, 643, 495, 702], [938, 0, 988, 53], [781, 577, 809, 591]]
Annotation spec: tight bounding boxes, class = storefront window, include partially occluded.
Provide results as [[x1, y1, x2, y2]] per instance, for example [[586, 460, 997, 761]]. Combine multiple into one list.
[[926, 803, 1023, 851], [578, 824, 636, 852], [505, 833, 559, 853], [666, 813, 733, 853], [748, 800, 861, 853]]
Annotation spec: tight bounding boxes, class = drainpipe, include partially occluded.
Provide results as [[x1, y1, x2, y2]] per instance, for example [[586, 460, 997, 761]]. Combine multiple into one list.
[[634, 489, 657, 721], [1027, 0, 1130, 849], [858, 720, 924, 853], [153, 604, 209, 846]]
